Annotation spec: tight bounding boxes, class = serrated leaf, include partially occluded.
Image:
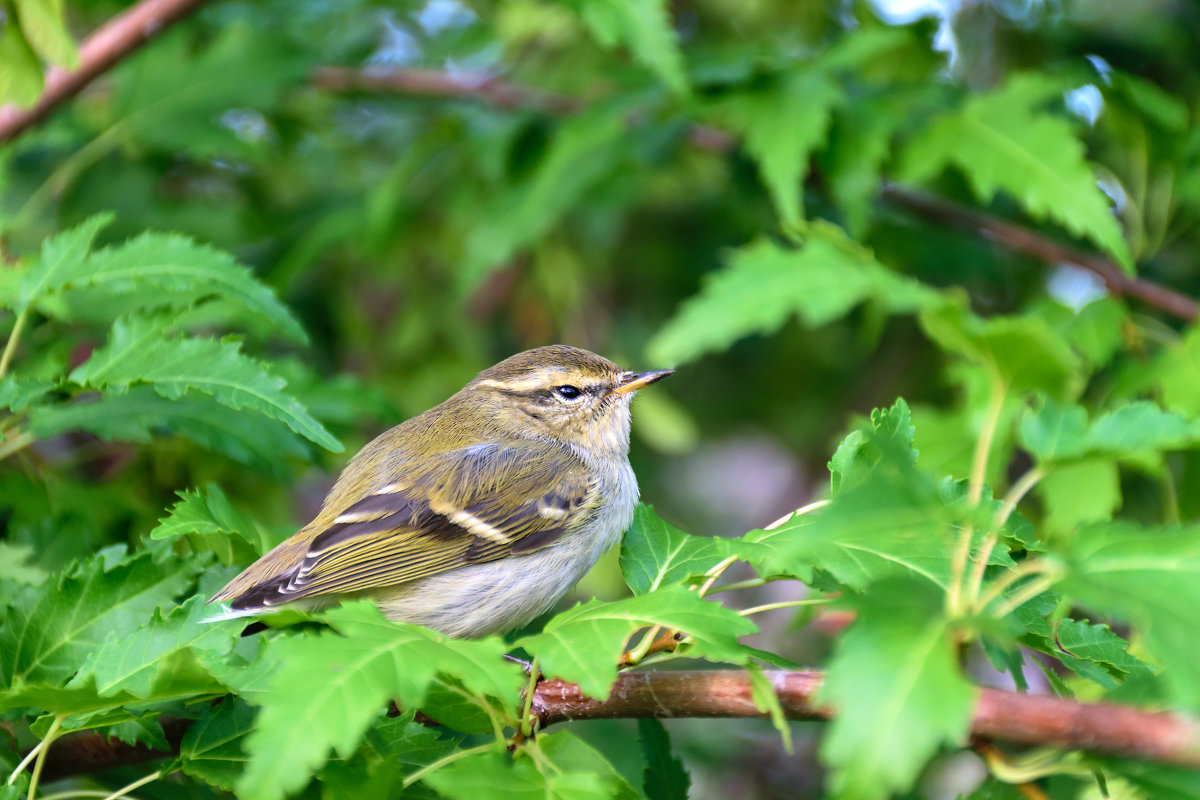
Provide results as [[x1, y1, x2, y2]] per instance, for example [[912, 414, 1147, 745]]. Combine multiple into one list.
[[28, 386, 313, 473], [0, 544, 204, 688], [13, 0, 77, 67], [1058, 522, 1200, 710], [1015, 601, 1154, 688], [1019, 397, 1200, 464], [638, 719, 689, 800], [17, 215, 114, 312], [819, 580, 975, 800], [150, 483, 269, 558], [519, 586, 756, 700], [739, 424, 951, 591], [180, 698, 257, 791], [620, 504, 729, 594], [69, 315, 341, 452], [571, 0, 687, 96], [900, 73, 1132, 270], [40, 229, 307, 341], [238, 602, 523, 800], [722, 67, 843, 226], [0, 376, 54, 412], [829, 398, 917, 498], [648, 224, 939, 366], [919, 299, 1082, 399], [69, 595, 243, 698]]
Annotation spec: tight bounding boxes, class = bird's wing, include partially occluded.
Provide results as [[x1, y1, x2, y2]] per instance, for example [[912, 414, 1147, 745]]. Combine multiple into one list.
[[220, 442, 594, 610]]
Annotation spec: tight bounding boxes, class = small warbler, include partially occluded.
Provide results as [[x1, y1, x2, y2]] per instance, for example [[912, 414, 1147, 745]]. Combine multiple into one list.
[[208, 345, 671, 638]]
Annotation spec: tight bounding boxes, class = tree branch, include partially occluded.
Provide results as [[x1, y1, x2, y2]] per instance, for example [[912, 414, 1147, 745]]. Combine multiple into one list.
[[879, 185, 1198, 322], [0, 0, 213, 145], [34, 670, 1200, 782], [310, 66, 1195, 323]]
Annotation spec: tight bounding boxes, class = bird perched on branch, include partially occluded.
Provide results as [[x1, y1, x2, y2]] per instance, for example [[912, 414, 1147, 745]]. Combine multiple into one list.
[[208, 344, 671, 638]]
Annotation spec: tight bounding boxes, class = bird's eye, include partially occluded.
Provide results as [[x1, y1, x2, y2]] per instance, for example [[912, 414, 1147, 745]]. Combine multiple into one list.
[[555, 385, 582, 400]]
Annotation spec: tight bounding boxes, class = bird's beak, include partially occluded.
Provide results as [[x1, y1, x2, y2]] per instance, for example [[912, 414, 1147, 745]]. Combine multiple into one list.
[[610, 369, 673, 397]]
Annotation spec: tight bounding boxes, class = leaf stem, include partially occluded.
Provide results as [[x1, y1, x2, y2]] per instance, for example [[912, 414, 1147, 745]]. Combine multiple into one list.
[[989, 575, 1058, 620], [696, 555, 738, 598], [519, 655, 540, 739], [976, 559, 1057, 614], [761, 499, 831, 531], [0, 430, 35, 462], [401, 742, 499, 789], [0, 308, 29, 380], [948, 380, 1007, 617], [964, 465, 1045, 610], [27, 715, 64, 800], [739, 598, 832, 616], [101, 770, 162, 800]]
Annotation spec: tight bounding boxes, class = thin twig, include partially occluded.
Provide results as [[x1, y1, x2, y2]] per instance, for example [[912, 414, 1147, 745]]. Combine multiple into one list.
[[0, 0, 213, 144], [880, 185, 1198, 322]]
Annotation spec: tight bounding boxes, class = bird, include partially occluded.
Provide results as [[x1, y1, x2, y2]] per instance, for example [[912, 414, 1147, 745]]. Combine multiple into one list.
[[207, 344, 672, 638]]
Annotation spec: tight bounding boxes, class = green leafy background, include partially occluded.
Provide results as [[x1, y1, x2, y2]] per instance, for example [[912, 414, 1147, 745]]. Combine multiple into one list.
[[2, 1, 1200, 799]]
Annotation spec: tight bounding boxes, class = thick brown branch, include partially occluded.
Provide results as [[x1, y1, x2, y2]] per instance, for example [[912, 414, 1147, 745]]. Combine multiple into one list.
[[35, 670, 1200, 781], [311, 66, 1195, 322], [0, 0, 213, 144]]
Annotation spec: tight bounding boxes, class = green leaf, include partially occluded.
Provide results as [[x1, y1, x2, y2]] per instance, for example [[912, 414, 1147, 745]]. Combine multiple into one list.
[[13, 0, 77, 67], [748, 664, 792, 754], [619, 504, 729, 594], [739, 424, 951, 591], [180, 697, 257, 791], [1102, 758, 1200, 800], [1158, 326, 1200, 417], [0, 375, 54, 412], [17, 215, 114, 312], [900, 73, 1132, 270], [638, 719, 689, 800], [1058, 522, 1200, 709], [1019, 397, 1200, 464], [648, 224, 938, 365], [824, 94, 903, 235], [151, 483, 270, 559], [57, 231, 307, 341], [571, 0, 688, 96], [69, 315, 342, 452], [238, 602, 523, 800], [819, 580, 975, 800], [829, 398, 917, 498], [722, 67, 843, 226], [0, 544, 204, 688], [1039, 460, 1120, 533], [1015, 602, 1154, 688], [0, 20, 42, 107], [919, 299, 1082, 399], [519, 586, 756, 700], [69, 595, 243, 699], [28, 386, 314, 473]]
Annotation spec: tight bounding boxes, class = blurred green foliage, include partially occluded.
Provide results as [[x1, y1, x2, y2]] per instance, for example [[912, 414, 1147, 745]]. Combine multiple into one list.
[[3, 0, 1200, 798]]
